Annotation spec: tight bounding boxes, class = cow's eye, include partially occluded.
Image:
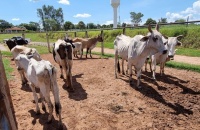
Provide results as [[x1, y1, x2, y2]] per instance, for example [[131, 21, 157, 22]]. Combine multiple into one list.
[[153, 37, 158, 41]]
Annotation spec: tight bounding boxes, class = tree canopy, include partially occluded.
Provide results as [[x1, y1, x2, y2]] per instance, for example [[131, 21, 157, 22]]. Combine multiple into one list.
[[37, 5, 64, 31], [0, 20, 13, 32], [130, 12, 144, 26], [144, 18, 157, 25]]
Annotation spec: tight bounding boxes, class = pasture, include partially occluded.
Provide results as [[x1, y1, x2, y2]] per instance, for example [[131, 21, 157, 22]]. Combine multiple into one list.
[[6, 53, 200, 130]]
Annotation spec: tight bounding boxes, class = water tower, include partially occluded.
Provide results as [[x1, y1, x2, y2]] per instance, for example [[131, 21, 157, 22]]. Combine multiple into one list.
[[111, 0, 120, 28]]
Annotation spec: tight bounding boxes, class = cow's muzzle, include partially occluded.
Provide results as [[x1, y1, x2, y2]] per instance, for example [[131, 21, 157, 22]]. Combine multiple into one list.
[[168, 55, 174, 60], [162, 50, 168, 54]]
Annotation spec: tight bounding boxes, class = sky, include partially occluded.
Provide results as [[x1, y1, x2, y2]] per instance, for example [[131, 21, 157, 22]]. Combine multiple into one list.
[[1, 0, 200, 26]]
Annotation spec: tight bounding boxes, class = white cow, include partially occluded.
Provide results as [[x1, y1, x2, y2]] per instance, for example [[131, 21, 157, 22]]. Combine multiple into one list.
[[53, 39, 74, 91], [149, 35, 183, 80], [128, 24, 168, 88], [11, 45, 42, 85], [15, 54, 62, 126], [114, 34, 133, 78], [72, 42, 82, 58]]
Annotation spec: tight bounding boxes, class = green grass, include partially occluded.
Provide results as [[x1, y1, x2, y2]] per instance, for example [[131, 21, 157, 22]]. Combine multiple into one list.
[[27, 45, 51, 54], [166, 61, 200, 73], [2, 58, 14, 79], [96, 42, 114, 49], [92, 52, 200, 73], [176, 47, 200, 57], [1, 51, 12, 57]]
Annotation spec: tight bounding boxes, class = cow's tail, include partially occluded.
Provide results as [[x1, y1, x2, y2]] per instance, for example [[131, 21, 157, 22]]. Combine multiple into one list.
[[114, 40, 120, 74], [117, 59, 120, 73], [47, 65, 62, 117]]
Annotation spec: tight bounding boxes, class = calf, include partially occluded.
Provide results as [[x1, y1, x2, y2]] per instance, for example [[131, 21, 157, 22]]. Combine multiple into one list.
[[53, 39, 74, 91], [128, 24, 167, 88], [6, 38, 28, 50], [147, 35, 183, 80], [15, 54, 62, 126], [11, 45, 42, 85], [73, 35, 103, 58]]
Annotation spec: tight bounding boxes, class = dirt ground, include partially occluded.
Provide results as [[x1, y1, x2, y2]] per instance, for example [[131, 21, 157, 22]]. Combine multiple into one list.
[[7, 53, 200, 130]]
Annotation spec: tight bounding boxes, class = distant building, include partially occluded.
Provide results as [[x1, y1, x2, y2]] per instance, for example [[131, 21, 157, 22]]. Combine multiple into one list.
[[5, 27, 26, 33]]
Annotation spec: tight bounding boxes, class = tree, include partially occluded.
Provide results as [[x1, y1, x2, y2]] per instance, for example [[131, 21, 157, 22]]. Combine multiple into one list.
[[87, 23, 96, 29], [0, 20, 13, 32], [130, 12, 144, 26], [64, 21, 74, 30], [122, 23, 126, 27], [77, 21, 86, 30], [158, 17, 167, 24], [45, 19, 57, 31], [19, 22, 40, 31], [37, 5, 64, 31], [175, 19, 186, 23], [144, 18, 157, 25]]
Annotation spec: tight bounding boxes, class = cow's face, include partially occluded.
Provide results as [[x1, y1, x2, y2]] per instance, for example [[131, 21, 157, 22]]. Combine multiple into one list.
[[147, 30, 167, 55], [167, 36, 182, 60], [97, 35, 103, 42]]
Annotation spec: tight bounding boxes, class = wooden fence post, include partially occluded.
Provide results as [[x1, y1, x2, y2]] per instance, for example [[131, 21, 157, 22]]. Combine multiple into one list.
[[74, 32, 77, 37], [22, 33, 25, 39], [46, 32, 51, 53], [85, 31, 88, 38], [123, 27, 126, 35], [0, 51, 17, 130], [100, 30, 104, 55]]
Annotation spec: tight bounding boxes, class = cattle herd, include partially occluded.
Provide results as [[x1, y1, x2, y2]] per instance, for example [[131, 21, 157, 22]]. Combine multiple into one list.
[[5, 24, 183, 128]]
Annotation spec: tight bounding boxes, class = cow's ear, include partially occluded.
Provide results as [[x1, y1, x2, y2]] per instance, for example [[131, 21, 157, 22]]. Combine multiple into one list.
[[177, 41, 182, 46], [163, 35, 168, 39], [177, 35, 184, 41], [27, 54, 33, 59], [140, 36, 149, 41]]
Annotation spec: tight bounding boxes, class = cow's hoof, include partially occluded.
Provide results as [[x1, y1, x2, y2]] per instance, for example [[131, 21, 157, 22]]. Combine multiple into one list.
[[137, 86, 142, 89]]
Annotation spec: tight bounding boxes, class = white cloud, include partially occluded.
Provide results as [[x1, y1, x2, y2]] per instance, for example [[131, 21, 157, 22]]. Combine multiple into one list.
[[12, 18, 20, 21], [29, 0, 39, 2], [73, 13, 91, 18], [166, 0, 200, 22], [102, 20, 113, 25], [58, 0, 70, 5]]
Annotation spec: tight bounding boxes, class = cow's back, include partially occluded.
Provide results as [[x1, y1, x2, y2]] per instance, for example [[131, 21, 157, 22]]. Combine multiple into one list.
[[114, 34, 132, 60]]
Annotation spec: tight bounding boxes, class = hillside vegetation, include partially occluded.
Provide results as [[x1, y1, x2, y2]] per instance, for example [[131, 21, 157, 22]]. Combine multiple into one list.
[[0, 24, 200, 49]]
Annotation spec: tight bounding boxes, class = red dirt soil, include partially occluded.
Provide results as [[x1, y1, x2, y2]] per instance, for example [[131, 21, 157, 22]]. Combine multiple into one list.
[[7, 54, 200, 130]]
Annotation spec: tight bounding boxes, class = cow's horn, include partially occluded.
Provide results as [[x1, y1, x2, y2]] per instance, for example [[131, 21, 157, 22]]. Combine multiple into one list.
[[148, 24, 152, 33]]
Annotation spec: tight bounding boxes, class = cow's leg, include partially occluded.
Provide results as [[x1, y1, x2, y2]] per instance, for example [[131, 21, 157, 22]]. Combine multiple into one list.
[[136, 69, 142, 88], [128, 62, 133, 85], [160, 62, 165, 76], [86, 48, 89, 58], [17, 68, 28, 85], [144, 59, 148, 72], [66, 65, 74, 91], [122, 59, 125, 75], [39, 91, 46, 112], [30, 83, 40, 114], [59, 65, 64, 79], [151, 58, 156, 80], [44, 93, 53, 123], [89, 49, 92, 58], [80, 49, 83, 59], [114, 50, 119, 78]]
